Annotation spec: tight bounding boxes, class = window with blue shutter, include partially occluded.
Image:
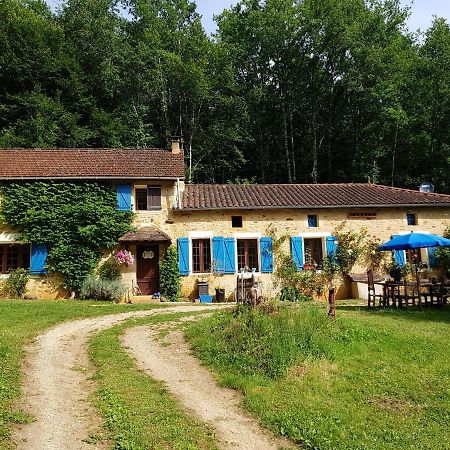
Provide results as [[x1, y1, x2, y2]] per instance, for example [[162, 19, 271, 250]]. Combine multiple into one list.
[[326, 236, 338, 263], [291, 237, 304, 270], [212, 237, 225, 273], [30, 243, 48, 274], [116, 184, 132, 211], [391, 235, 406, 266], [177, 238, 189, 275], [260, 237, 273, 273], [308, 215, 318, 228], [224, 238, 236, 274]]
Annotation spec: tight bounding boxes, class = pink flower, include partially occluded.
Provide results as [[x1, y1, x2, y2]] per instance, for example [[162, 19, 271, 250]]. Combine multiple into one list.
[[115, 249, 135, 267]]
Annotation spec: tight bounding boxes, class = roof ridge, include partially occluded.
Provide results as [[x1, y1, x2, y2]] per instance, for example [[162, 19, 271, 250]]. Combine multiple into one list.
[[373, 183, 450, 198]]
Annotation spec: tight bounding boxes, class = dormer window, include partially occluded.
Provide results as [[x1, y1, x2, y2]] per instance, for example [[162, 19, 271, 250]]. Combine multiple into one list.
[[135, 186, 161, 211]]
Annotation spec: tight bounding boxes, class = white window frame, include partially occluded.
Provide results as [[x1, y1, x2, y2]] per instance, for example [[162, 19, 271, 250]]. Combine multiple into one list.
[[234, 232, 262, 276], [396, 230, 431, 265], [188, 232, 213, 275], [297, 232, 331, 267]]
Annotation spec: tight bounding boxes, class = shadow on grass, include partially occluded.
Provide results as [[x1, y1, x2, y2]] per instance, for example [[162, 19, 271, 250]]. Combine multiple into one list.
[[337, 302, 450, 324]]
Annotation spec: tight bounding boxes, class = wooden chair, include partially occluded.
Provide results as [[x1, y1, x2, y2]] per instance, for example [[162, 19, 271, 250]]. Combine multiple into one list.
[[398, 279, 420, 308], [367, 270, 383, 308]]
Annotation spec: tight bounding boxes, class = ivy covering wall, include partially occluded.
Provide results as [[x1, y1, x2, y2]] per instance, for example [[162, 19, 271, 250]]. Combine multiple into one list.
[[0, 182, 133, 292]]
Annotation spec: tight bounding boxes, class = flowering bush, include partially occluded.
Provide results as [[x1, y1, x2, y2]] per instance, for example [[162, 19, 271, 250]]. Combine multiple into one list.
[[115, 249, 134, 267]]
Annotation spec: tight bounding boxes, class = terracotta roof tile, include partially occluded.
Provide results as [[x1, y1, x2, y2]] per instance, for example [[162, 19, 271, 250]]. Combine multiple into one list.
[[0, 148, 185, 179], [180, 184, 450, 210], [119, 227, 172, 243]]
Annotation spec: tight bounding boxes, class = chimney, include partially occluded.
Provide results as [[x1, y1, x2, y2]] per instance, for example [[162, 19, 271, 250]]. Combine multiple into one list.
[[171, 136, 183, 154]]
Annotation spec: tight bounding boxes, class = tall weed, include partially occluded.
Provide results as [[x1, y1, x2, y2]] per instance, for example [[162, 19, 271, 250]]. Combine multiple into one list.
[[188, 303, 333, 379]]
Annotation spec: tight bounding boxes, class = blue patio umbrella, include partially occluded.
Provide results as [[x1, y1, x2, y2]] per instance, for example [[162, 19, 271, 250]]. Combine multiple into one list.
[[378, 232, 450, 251]]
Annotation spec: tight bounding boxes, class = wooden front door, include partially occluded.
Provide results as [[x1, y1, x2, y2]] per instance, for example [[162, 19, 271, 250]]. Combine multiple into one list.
[[137, 245, 160, 295]]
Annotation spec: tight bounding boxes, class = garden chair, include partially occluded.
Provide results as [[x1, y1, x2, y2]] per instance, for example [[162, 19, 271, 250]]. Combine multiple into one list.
[[367, 270, 383, 308]]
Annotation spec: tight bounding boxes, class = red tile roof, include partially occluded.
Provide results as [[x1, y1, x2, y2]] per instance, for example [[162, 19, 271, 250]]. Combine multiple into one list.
[[0, 148, 185, 179], [179, 184, 450, 210], [119, 227, 172, 243]]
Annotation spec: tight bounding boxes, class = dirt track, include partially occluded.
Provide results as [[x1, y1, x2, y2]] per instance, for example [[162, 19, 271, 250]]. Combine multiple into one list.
[[13, 304, 295, 449], [123, 323, 296, 450]]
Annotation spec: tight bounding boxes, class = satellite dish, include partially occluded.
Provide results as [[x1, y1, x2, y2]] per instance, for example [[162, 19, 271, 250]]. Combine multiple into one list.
[[419, 182, 435, 193]]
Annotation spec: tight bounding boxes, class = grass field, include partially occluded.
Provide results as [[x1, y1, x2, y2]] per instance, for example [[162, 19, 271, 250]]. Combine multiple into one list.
[[0, 300, 166, 450], [89, 313, 218, 450], [186, 303, 450, 450]]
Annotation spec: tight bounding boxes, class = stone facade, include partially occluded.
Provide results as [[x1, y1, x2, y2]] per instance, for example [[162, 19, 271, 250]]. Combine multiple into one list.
[[1, 180, 450, 300]]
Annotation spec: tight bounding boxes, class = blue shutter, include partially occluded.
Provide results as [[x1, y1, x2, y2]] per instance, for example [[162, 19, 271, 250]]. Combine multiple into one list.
[[260, 237, 273, 273], [177, 238, 189, 276], [30, 243, 48, 274], [117, 184, 132, 211], [291, 237, 304, 270], [224, 238, 236, 274], [212, 237, 225, 273], [427, 247, 436, 268], [326, 236, 338, 262], [391, 235, 406, 266]]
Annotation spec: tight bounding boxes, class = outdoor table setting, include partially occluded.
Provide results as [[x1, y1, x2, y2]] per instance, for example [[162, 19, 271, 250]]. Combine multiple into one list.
[[368, 232, 450, 309]]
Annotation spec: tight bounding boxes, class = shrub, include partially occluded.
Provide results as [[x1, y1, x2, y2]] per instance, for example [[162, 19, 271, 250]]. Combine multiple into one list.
[[279, 286, 312, 302], [79, 276, 127, 302], [1, 268, 30, 298], [160, 245, 181, 301], [97, 258, 122, 281], [188, 304, 333, 379]]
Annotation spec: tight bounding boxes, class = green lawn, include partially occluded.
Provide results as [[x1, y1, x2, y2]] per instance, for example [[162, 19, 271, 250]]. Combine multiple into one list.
[[0, 300, 166, 450], [89, 314, 218, 450], [186, 303, 450, 450]]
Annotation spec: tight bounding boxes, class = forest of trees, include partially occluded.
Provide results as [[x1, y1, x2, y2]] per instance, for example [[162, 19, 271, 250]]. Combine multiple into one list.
[[1, 0, 450, 192]]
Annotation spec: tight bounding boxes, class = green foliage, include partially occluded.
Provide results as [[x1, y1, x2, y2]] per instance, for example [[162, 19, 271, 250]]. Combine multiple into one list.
[[97, 257, 122, 281], [79, 276, 127, 302], [334, 222, 368, 275], [187, 304, 450, 449], [0, 0, 449, 189], [187, 304, 333, 379], [433, 226, 450, 276], [279, 287, 312, 303], [1, 268, 30, 298], [0, 182, 133, 292], [159, 245, 181, 302]]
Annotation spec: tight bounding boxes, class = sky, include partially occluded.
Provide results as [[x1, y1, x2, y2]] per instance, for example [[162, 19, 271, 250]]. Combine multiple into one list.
[[46, 0, 450, 35]]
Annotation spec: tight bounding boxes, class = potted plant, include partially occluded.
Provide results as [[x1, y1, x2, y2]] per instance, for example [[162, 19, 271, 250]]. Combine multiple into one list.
[[215, 286, 226, 303], [387, 260, 403, 281]]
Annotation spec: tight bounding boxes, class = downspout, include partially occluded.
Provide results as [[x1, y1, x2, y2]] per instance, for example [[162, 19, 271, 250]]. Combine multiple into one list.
[[176, 178, 182, 209]]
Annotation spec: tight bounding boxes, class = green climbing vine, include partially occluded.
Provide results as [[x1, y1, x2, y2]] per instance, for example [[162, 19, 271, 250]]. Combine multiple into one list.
[[0, 182, 133, 292], [160, 245, 181, 301]]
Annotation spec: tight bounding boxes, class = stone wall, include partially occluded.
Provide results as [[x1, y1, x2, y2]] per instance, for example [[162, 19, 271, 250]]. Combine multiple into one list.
[[1, 180, 449, 300]]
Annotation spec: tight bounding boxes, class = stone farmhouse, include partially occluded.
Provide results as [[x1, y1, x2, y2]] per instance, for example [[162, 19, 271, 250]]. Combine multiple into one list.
[[0, 141, 450, 300]]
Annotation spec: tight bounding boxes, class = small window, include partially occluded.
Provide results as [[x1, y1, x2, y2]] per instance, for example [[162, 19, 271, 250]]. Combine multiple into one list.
[[0, 244, 30, 274], [237, 239, 259, 272], [192, 239, 211, 273], [232, 216, 243, 228], [308, 215, 318, 228], [135, 189, 148, 211], [304, 238, 323, 268], [407, 213, 417, 226], [135, 186, 162, 211]]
